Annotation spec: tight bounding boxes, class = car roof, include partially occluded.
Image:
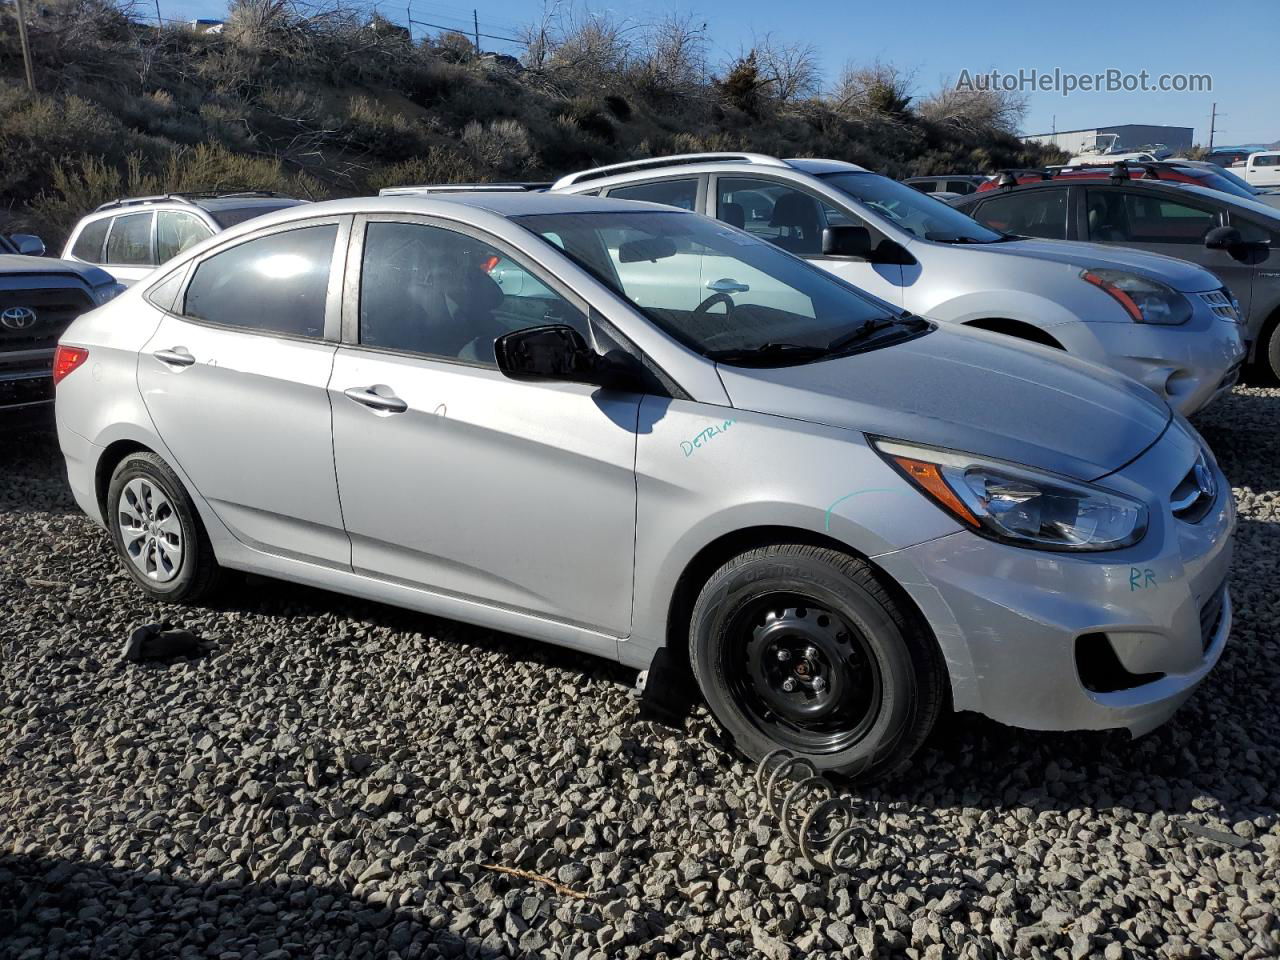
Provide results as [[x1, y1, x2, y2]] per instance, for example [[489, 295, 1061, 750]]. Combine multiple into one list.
[[550, 153, 868, 191], [193, 196, 308, 214], [207, 191, 685, 239], [956, 176, 1280, 220]]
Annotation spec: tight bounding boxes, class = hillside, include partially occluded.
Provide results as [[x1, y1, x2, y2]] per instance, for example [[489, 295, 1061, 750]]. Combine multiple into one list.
[[0, 0, 1064, 245]]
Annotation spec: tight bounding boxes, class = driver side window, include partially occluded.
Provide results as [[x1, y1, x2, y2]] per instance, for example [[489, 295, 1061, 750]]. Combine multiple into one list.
[[358, 221, 587, 366]]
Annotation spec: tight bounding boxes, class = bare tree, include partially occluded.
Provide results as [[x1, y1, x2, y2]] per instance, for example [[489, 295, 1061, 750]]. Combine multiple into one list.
[[755, 33, 819, 103], [917, 81, 1028, 134], [632, 12, 708, 98], [829, 59, 916, 120]]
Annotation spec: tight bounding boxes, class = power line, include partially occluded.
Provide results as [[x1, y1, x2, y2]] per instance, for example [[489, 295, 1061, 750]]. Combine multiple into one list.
[[406, 15, 523, 45]]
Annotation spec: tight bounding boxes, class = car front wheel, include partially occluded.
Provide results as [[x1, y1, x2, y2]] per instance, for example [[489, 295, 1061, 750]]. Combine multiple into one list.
[[689, 544, 945, 781], [107, 452, 221, 603]]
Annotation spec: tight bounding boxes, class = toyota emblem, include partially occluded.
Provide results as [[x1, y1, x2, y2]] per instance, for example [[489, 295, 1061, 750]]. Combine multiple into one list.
[[1, 306, 38, 330]]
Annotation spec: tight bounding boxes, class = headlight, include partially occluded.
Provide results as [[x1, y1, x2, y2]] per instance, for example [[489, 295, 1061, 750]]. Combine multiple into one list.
[[93, 283, 126, 305], [874, 438, 1148, 551], [1081, 269, 1192, 325]]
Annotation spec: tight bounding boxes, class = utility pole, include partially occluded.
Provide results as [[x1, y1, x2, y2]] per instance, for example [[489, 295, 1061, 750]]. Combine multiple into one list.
[[1207, 102, 1218, 152], [406, 2, 411, 41], [473, 9, 480, 54], [154, 0, 162, 27], [12, 0, 35, 92]]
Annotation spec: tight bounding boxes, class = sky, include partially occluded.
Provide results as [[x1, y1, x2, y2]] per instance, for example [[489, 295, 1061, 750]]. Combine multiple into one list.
[[158, 0, 1279, 146]]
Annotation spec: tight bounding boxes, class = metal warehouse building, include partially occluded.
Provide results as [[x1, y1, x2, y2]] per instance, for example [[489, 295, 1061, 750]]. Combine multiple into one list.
[[1023, 124, 1195, 156]]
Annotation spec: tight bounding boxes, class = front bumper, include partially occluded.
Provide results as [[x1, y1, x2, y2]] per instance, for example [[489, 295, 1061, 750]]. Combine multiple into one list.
[[875, 427, 1235, 736], [1053, 302, 1245, 417]]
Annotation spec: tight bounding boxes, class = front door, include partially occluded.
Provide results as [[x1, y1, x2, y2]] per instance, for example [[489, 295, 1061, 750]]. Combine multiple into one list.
[[328, 216, 640, 636], [1084, 188, 1254, 313], [138, 218, 350, 565]]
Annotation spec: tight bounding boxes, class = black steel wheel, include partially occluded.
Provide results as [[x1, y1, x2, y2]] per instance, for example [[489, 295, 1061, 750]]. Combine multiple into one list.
[[689, 544, 946, 780]]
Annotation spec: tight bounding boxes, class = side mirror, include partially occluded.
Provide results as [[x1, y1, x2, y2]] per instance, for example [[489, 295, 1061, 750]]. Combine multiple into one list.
[[495, 324, 639, 390], [1204, 226, 1242, 250], [11, 234, 45, 256], [822, 225, 873, 259]]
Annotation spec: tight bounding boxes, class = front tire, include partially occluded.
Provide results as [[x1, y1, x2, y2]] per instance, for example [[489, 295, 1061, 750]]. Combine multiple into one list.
[[107, 452, 221, 603], [689, 544, 945, 781]]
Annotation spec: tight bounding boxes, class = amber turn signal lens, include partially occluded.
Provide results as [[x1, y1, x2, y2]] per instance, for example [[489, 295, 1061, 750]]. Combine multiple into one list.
[[891, 455, 980, 527]]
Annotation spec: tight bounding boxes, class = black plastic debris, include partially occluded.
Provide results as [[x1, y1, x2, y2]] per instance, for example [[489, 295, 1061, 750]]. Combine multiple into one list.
[[634, 647, 698, 728], [121, 622, 204, 663]]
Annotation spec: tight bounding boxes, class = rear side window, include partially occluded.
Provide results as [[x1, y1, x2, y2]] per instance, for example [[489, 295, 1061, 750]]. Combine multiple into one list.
[[71, 218, 110, 262], [105, 213, 155, 265], [183, 224, 337, 338], [971, 189, 1069, 239], [156, 211, 213, 262], [607, 179, 698, 211]]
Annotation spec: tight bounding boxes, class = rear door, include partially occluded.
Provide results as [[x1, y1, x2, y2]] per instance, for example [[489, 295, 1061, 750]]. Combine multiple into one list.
[[328, 215, 640, 639], [138, 216, 351, 565], [101, 212, 157, 286]]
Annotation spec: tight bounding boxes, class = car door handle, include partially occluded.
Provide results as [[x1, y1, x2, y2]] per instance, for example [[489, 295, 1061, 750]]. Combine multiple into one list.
[[707, 278, 750, 294], [153, 347, 195, 367], [344, 385, 408, 413]]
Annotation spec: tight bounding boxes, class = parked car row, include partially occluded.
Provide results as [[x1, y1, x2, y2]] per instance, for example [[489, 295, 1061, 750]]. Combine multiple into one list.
[[46, 150, 1239, 780]]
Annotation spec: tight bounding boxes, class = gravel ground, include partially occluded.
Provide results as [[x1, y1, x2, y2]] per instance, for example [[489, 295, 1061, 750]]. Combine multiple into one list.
[[2, 388, 1279, 960]]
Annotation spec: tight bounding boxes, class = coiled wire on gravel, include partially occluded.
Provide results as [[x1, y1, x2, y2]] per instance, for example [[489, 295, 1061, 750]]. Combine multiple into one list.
[[753, 748, 877, 872]]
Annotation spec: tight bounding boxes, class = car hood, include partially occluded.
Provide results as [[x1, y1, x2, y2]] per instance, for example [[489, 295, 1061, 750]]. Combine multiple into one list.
[[986, 238, 1221, 293], [717, 325, 1171, 482], [0, 254, 114, 286]]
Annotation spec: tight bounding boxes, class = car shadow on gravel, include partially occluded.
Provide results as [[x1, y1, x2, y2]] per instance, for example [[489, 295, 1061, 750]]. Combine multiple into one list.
[[0, 852, 511, 959], [0, 428, 78, 518]]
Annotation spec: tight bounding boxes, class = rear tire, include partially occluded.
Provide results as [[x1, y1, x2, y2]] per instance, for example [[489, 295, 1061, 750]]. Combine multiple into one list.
[[1265, 318, 1280, 383], [107, 452, 221, 603], [688, 544, 945, 781]]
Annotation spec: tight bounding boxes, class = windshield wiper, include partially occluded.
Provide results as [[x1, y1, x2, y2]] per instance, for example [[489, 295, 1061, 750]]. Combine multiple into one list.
[[707, 342, 831, 365]]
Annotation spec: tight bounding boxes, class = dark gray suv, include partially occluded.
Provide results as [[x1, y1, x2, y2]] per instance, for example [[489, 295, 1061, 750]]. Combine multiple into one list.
[[954, 179, 1280, 377]]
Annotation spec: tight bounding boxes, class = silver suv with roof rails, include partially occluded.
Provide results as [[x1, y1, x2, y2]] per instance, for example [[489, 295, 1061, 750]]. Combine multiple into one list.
[[62, 191, 310, 286], [552, 153, 1246, 415]]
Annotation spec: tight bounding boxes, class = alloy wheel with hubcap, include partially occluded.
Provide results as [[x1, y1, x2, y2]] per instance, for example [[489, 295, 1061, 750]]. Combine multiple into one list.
[[107, 452, 222, 603], [117, 477, 184, 582]]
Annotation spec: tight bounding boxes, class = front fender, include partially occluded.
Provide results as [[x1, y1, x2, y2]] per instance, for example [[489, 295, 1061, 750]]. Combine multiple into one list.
[[626, 397, 959, 669]]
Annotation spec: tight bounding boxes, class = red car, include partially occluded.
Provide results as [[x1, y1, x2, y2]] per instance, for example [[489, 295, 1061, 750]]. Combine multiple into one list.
[[976, 161, 1257, 202]]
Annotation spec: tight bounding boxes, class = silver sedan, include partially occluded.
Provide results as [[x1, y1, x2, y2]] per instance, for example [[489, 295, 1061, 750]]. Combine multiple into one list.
[[54, 193, 1234, 779]]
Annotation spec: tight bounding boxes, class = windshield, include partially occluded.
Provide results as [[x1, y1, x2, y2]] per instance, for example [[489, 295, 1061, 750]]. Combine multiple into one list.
[[1174, 183, 1280, 220], [516, 210, 924, 361], [1193, 166, 1261, 197], [1184, 169, 1256, 200], [209, 201, 306, 228], [820, 172, 1006, 244]]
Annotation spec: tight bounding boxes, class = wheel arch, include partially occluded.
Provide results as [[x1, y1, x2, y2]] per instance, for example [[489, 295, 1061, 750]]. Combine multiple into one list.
[[95, 438, 156, 520], [963, 316, 1065, 349], [662, 525, 943, 680]]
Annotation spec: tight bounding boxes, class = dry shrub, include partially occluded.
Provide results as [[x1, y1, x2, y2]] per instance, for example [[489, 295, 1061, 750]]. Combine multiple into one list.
[[461, 118, 532, 173], [365, 148, 482, 191]]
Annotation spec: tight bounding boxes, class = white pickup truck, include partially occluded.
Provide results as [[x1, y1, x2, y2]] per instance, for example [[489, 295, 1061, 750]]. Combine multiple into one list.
[[1233, 151, 1280, 188]]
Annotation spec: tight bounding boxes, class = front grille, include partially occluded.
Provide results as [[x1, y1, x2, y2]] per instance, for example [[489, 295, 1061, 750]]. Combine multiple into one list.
[[1198, 582, 1227, 653], [1170, 453, 1217, 523], [1200, 289, 1240, 322], [0, 287, 95, 352]]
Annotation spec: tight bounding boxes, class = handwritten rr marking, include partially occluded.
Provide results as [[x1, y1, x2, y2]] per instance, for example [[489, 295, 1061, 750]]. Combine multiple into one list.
[[681, 418, 736, 458], [1129, 567, 1157, 590]]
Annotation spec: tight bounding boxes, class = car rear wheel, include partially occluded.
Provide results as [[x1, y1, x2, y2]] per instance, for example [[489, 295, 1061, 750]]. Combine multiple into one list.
[[689, 544, 945, 781], [107, 452, 221, 603]]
